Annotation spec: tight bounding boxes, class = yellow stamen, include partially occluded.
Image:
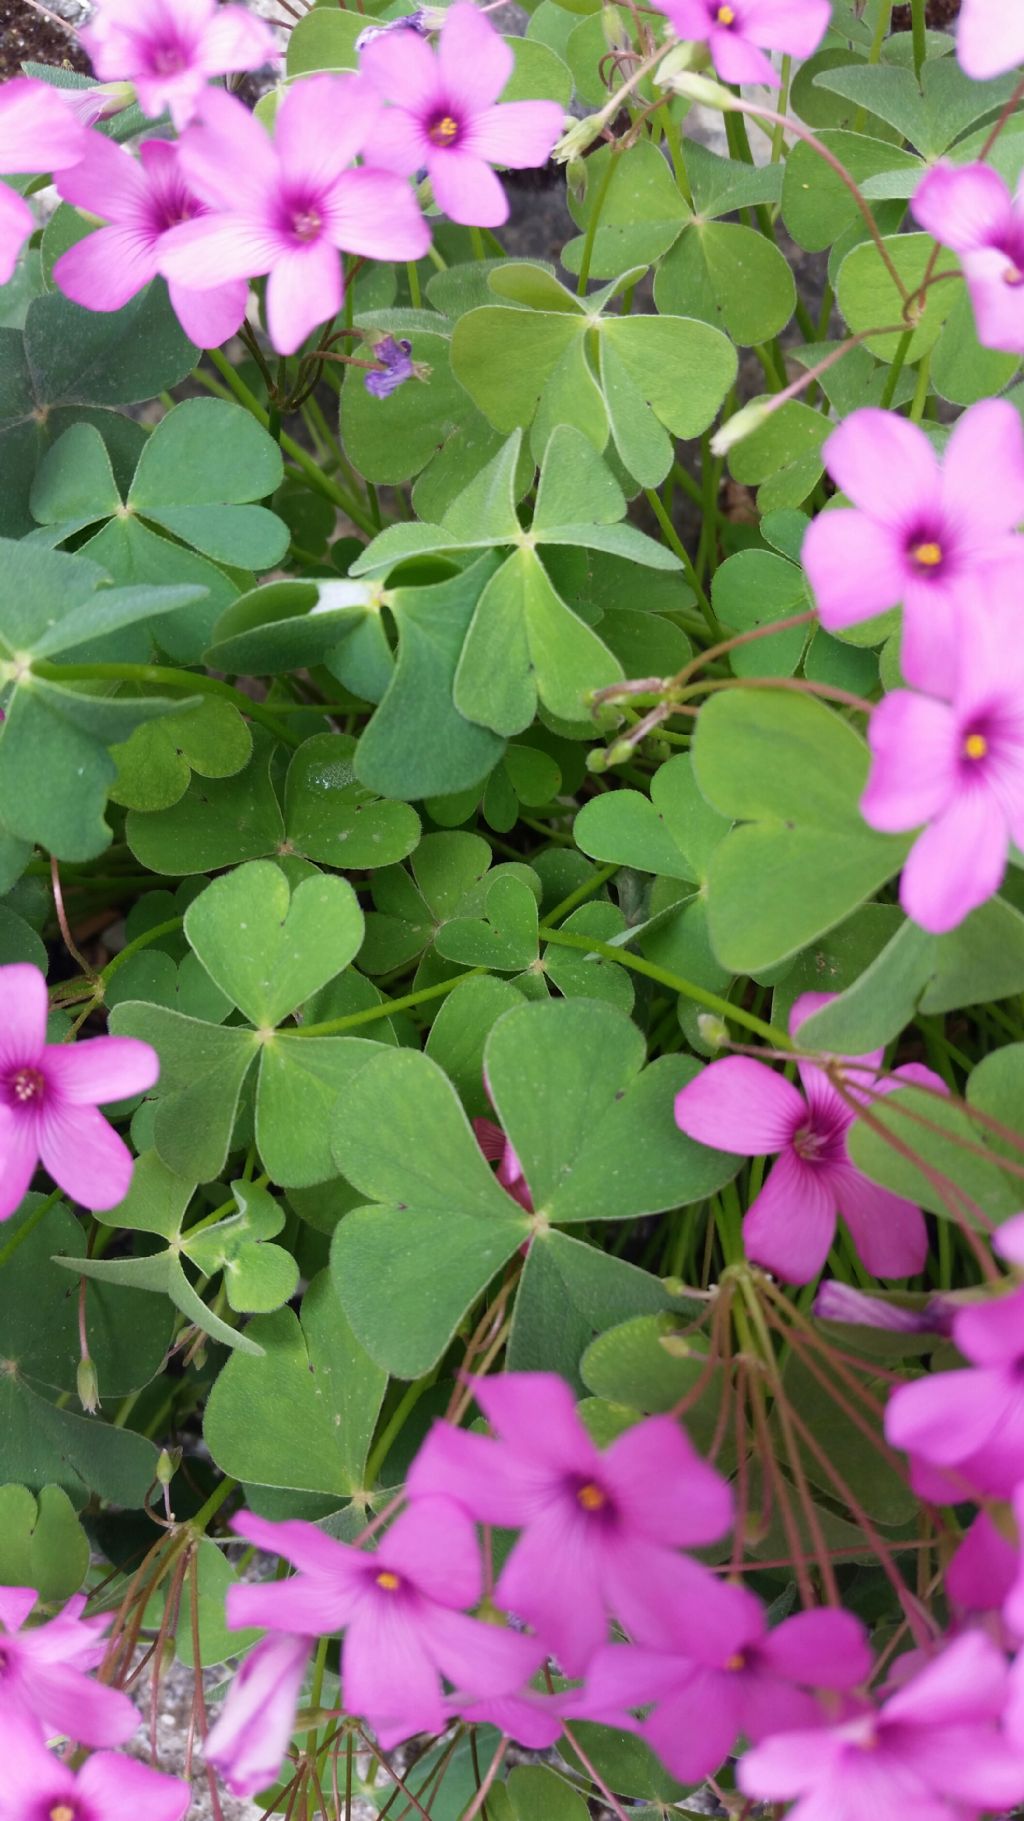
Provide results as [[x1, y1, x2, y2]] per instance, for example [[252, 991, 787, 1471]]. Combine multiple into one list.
[[725, 1652, 746, 1671], [577, 1481, 606, 1511], [51, 1808, 75, 1821], [716, 4, 736, 20], [912, 541, 943, 568], [964, 732, 988, 760], [431, 115, 459, 144], [376, 1570, 401, 1590]]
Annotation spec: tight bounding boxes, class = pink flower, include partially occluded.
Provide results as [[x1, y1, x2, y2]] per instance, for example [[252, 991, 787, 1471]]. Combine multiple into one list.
[[80, 0, 277, 131], [861, 600, 1024, 933], [912, 162, 1024, 356], [0, 1587, 139, 1748], [204, 1632, 310, 1799], [650, 0, 830, 87], [738, 1631, 1024, 1821], [802, 401, 1024, 696], [946, 1512, 1019, 1619], [53, 135, 248, 350], [814, 1281, 954, 1335], [0, 77, 88, 285], [885, 1285, 1024, 1500], [956, 0, 1024, 79], [0, 964, 158, 1222], [226, 1499, 543, 1750], [673, 993, 934, 1285], [473, 1117, 533, 1211], [0, 1708, 188, 1821], [579, 1602, 872, 1784], [407, 1371, 732, 1674], [158, 82, 430, 356], [452, 1687, 565, 1747], [360, 5, 564, 228]]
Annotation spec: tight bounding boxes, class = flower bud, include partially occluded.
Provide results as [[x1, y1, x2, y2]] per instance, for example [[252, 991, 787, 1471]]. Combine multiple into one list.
[[156, 1446, 181, 1487], [76, 1355, 99, 1414], [697, 1012, 730, 1050], [658, 68, 740, 110], [710, 396, 775, 458], [602, 5, 627, 50], [553, 115, 604, 163]]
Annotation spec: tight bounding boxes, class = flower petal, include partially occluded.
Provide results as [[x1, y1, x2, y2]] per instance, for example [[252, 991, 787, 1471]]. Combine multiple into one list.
[[473, 1370, 598, 1477], [822, 408, 940, 527], [0, 183, 34, 286], [952, 1285, 1024, 1367], [326, 168, 430, 263], [801, 509, 908, 631], [204, 1634, 309, 1798], [494, 1501, 608, 1674], [643, 1671, 741, 1784], [37, 1103, 136, 1213], [604, 1415, 733, 1547], [832, 1168, 928, 1278], [957, 0, 1024, 80], [911, 160, 1014, 252], [359, 25, 442, 111], [168, 278, 249, 349], [861, 690, 958, 834], [884, 1365, 1011, 1466], [199, 4, 278, 76], [0, 1105, 41, 1221], [899, 791, 1009, 934], [429, 147, 508, 227], [53, 226, 158, 314], [343, 1602, 445, 1748], [468, 99, 564, 168], [46, 1036, 159, 1107], [674, 1056, 805, 1156], [0, 963, 47, 1070], [0, 76, 87, 173], [383, 1496, 481, 1609], [276, 73, 380, 190], [759, 1609, 872, 1689], [421, 1604, 543, 1696], [438, 3, 514, 111], [158, 212, 281, 288], [265, 241, 342, 356], [963, 247, 1024, 354], [743, 1148, 838, 1284], [941, 398, 1024, 546], [177, 87, 279, 214]]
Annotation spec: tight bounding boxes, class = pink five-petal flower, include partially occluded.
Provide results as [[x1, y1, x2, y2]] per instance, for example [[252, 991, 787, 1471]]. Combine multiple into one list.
[[204, 1632, 311, 1799], [885, 1284, 1024, 1500], [801, 400, 1024, 696], [578, 1601, 872, 1785], [80, 0, 278, 131], [360, 4, 564, 228], [407, 1371, 733, 1674], [957, 0, 1024, 79], [53, 134, 248, 350], [912, 160, 1024, 356], [861, 596, 1024, 934], [651, 0, 830, 88], [0, 1707, 187, 1821], [739, 1630, 1024, 1821], [0, 1586, 139, 1747], [673, 992, 933, 1285], [0, 964, 158, 1222], [158, 81, 430, 356], [225, 1499, 543, 1751], [0, 77, 89, 285]]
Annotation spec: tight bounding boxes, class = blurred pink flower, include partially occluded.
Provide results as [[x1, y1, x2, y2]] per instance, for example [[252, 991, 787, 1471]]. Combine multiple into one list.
[[912, 162, 1024, 356], [226, 1499, 543, 1750], [0, 77, 88, 284], [0, 1587, 139, 1747], [408, 1371, 732, 1674], [651, 0, 830, 87], [739, 1631, 1024, 1821], [0, 1707, 187, 1821], [159, 82, 430, 355], [956, 0, 1024, 79], [0, 963, 158, 1222], [885, 1285, 1024, 1499], [814, 1281, 953, 1335], [947, 1511, 1019, 1620], [473, 1116, 532, 1210], [861, 601, 1024, 933], [204, 1633, 310, 1798], [360, 4, 564, 227], [674, 993, 934, 1284], [80, 0, 277, 130], [54, 135, 248, 349], [802, 401, 1024, 696]]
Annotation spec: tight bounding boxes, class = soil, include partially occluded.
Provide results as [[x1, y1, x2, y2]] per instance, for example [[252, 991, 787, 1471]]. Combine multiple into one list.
[[0, 0, 89, 77]]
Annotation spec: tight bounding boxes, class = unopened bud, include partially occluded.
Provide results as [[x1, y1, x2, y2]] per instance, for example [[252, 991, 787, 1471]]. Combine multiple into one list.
[[645, 736, 672, 761], [586, 747, 610, 773], [76, 1356, 99, 1414], [603, 737, 637, 768], [658, 1332, 693, 1358], [602, 4, 627, 49], [156, 1446, 181, 1487], [566, 156, 587, 206], [553, 115, 604, 163], [62, 80, 135, 125], [657, 68, 740, 110], [710, 396, 775, 458], [697, 1012, 730, 1050]]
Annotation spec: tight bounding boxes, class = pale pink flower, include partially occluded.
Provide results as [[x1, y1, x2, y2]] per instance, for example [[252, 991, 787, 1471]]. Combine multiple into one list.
[[408, 1372, 733, 1674], [205, 1633, 310, 1799], [674, 993, 935, 1284], [957, 0, 1024, 79], [802, 401, 1024, 696], [650, 0, 830, 87], [739, 1631, 1024, 1821], [885, 1286, 1024, 1499], [861, 600, 1024, 933], [0, 1587, 139, 1747], [0, 1708, 187, 1821], [912, 162, 1024, 356], [80, 0, 277, 131], [226, 1499, 543, 1750], [360, 4, 564, 228], [0, 964, 158, 1221], [0, 78, 88, 284], [54, 135, 248, 349], [158, 82, 430, 356]]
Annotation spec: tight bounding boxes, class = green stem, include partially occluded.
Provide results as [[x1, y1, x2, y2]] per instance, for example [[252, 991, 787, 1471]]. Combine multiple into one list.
[[29, 661, 302, 749], [406, 261, 422, 308], [101, 917, 184, 987], [878, 328, 913, 410], [643, 488, 719, 638], [190, 1474, 238, 1535], [364, 1373, 438, 1490], [292, 970, 485, 1038], [910, 0, 926, 78], [540, 928, 792, 1048], [576, 149, 620, 297], [909, 347, 931, 422], [660, 108, 692, 203]]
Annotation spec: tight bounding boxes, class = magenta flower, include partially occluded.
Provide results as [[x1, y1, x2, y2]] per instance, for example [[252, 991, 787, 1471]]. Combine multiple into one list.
[[957, 0, 1024, 79], [80, 0, 277, 131], [651, 0, 830, 87], [359, 4, 564, 228], [0, 77, 88, 285], [453, 1687, 565, 1748], [407, 1371, 732, 1674], [0, 1587, 139, 1747], [579, 1603, 872, 1784], [912, 161, 1024, 356], [226, 1499, 544, 1750], [802, 401, 1024, 697], [0, 1708, 188, 1821], [473, 1116, 533, 1211], [861, 602, 1024, 933], [204, 1632, 310, 1799], [158, 82, 430, 356], [946, 1512, 1019, 1620], [0, 964, 158, 1222], [814, 1281, 953, 1335], [738, 1631, 1024, 1821], [885, 1285, 1024, 1500], [54, 135, 248, 350], [674, 993, 934, 1285], [365, 334, 416, 400]]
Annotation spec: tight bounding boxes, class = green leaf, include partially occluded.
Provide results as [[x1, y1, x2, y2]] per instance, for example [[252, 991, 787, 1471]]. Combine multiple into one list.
[[563, 141, 688, 277], [284, 733, 422, 868], [508, 1228, 675, 1386], [184, 861, 364, 1028], [125, 732, 286, 875], [654, 221, 796, 345], [600, 314, 738, 441], [127, 397, 287, 569], [711, 548, 810, 677], [436, 871, 540, 971], [782, 131, 922, 251], [574, 753, 728, 881], [848, 1074, 1018, 1224], [0, 1485, 90, 1602], [205, 578, 373, 675], [109, 1002, 260, 1181], [256, 1032, 383, 1188], [813, 57, 1018, 156], [837, 231, 958, 362], [175, 1538, 260, 1668], [451, 305, 583, 432], [0, 1375, 158, 1508]]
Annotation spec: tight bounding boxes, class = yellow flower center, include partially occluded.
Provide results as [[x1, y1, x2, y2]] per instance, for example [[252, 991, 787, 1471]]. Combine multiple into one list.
[[963, 732, 988, 761], [577, 1481, 606, 1512], [51, 1808, 75, 1821], [912, 540, 943, 568], [725, 1652, 746, 1671], [376, 1570, 401, 1591], [429, 115, 460, 145], [716, 4, 736, 20]]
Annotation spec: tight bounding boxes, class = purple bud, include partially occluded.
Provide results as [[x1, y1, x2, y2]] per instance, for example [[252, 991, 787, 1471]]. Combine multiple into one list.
[[364, 336, 416, 400], [355, 14, 428, 51], [814, 1281, 948, 1334]]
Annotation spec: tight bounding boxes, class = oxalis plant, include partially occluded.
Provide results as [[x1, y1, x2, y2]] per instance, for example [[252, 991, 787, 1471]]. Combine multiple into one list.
[[6, 0, 1024, 1816]]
